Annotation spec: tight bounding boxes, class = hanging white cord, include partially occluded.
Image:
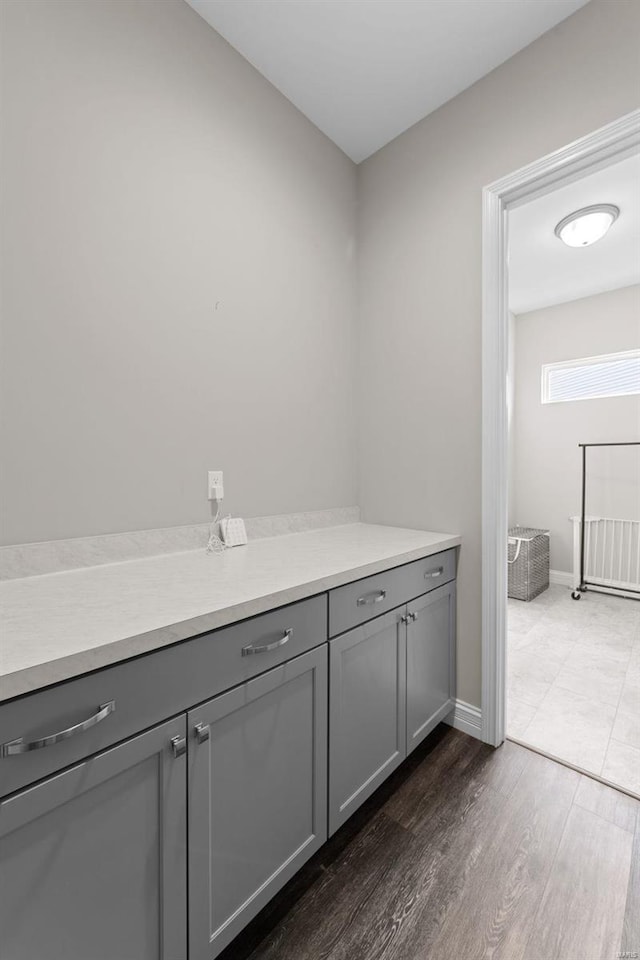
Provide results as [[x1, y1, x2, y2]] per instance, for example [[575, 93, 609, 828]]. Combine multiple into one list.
[[206, 501, 226, 555]]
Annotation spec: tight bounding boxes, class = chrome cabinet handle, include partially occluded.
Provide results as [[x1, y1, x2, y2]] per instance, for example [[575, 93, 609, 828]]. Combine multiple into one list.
[[242, 628, 292, 656], [425, 566, 444, 579], [357, 589, 387, 607], [194, 722, 210, 744], [1, 701, 116, 758], [171, 735, 187, 759], [402, 612, 418, 625]]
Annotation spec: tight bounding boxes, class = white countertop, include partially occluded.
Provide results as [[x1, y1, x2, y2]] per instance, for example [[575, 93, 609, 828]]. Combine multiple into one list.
[[0, 522, 460, 702]]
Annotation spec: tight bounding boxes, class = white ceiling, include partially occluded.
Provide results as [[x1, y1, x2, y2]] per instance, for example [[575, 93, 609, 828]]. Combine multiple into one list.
[[509, 153, 640, 315], [185, 0, 589, 163]]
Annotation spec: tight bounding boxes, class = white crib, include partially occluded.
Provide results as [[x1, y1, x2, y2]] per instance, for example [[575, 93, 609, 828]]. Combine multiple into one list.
[[571, 516, 640, 596]]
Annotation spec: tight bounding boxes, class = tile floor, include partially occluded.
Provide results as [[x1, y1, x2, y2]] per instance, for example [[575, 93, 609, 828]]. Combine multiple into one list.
[[507, 584, 640, 796]]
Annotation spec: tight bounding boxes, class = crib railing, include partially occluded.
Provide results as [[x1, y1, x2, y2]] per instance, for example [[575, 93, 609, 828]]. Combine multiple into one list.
[[571, 516, 640, 592]]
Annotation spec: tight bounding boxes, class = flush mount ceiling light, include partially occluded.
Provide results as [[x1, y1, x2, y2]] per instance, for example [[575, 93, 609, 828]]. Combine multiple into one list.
[[554, 203, 620, 247]]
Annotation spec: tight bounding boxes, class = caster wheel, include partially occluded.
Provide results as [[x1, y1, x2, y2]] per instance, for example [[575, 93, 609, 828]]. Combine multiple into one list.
[[571, 590, 581, 600]]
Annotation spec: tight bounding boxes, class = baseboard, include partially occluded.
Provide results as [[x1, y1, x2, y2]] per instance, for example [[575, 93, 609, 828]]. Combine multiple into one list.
[[550, 569, 573, 587], [445, 699, 482, 740]]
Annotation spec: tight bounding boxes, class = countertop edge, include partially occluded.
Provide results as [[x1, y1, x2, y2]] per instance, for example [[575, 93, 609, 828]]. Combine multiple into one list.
[[0, 533, 461, 703]]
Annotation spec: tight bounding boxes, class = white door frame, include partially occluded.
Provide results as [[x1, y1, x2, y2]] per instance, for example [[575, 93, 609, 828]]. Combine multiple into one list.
[[481, 109, 640, 748]]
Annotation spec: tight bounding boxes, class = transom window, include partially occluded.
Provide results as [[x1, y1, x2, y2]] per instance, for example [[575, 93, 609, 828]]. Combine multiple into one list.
[[541, 350, 640, 404]]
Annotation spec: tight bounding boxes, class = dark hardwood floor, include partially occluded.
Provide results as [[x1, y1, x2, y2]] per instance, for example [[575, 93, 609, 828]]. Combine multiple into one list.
[[220, 725, 639, 960]]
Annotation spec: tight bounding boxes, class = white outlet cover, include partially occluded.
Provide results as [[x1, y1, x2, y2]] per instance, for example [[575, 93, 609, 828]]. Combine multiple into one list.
[[208, 470, 224, 499]]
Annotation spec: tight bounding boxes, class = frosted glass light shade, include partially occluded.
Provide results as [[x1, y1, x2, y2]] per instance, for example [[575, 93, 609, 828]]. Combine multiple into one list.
[[554, 204, 619, 247]]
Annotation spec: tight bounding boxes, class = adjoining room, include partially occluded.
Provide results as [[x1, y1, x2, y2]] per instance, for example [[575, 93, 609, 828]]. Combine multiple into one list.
[[506, 156, 640, 794]]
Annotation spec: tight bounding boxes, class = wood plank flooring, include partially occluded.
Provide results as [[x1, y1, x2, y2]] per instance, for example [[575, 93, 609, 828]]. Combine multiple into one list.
[[219, 725, 640, 960]]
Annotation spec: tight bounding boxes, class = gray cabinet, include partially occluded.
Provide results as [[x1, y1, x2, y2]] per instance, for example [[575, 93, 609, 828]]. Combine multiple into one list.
[[329, 608, 406, 835], [0, 547, 458, 959], [329, 579, 457, 834], [0, 715, 187, 960], [0, 595, 326, 800], [328, 549, 456, 638], [188, 644, 328, 960], [406, 581, 456, 754]]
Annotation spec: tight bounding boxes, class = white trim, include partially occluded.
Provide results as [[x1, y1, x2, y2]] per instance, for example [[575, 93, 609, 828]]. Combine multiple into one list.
[[446, 699, 482, 740], [549, 569, 573, 587], [482, 109, 640, 748], [481, 162, 509, 748]]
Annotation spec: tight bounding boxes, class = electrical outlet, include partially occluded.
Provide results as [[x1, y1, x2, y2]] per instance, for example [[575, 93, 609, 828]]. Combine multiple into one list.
[[208, 470, 224, 500]]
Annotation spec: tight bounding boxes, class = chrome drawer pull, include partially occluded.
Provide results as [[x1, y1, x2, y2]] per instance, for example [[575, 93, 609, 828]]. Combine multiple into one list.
[[194, 722, 210, 744], [1, 700, 116, 758], [242, 628, 292, 656], [356, 589, 387, 606], [171, 735, 187, 759], [425, 566, 444, 579]]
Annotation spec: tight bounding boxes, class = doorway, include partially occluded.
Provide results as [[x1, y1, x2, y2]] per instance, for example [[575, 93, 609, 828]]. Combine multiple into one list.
[[505, 162, 640, 793], [481, 110, 640, 796]]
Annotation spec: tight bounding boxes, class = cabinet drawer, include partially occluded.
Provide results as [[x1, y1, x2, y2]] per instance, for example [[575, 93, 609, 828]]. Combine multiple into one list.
[[0, 594, 327, 798], [187, 593, 327, 693], [328, 549, 456, 637], [415, 549, 456, 593]]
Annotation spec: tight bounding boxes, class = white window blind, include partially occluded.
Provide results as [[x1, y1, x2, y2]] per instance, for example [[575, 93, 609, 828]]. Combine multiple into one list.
[[541, 350, 640, 404]]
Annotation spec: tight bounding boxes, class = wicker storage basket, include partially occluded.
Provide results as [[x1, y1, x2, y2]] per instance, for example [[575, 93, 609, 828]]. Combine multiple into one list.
[[508, 526, 550, 601]]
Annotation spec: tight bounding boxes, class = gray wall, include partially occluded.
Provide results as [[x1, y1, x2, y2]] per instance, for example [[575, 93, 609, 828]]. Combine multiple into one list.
[[512, 285, 640, 573], [2, 0, 640, 709], [357, 0, 640, 708], [0, 0, 358, 544]]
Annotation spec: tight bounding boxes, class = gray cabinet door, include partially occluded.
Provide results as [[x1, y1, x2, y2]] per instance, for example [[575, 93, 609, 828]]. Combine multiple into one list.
[[406, 581, 456, 754], [188, 644, 328, 960], [329, 608, 406, 835], [0, 715, 187, 960]]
